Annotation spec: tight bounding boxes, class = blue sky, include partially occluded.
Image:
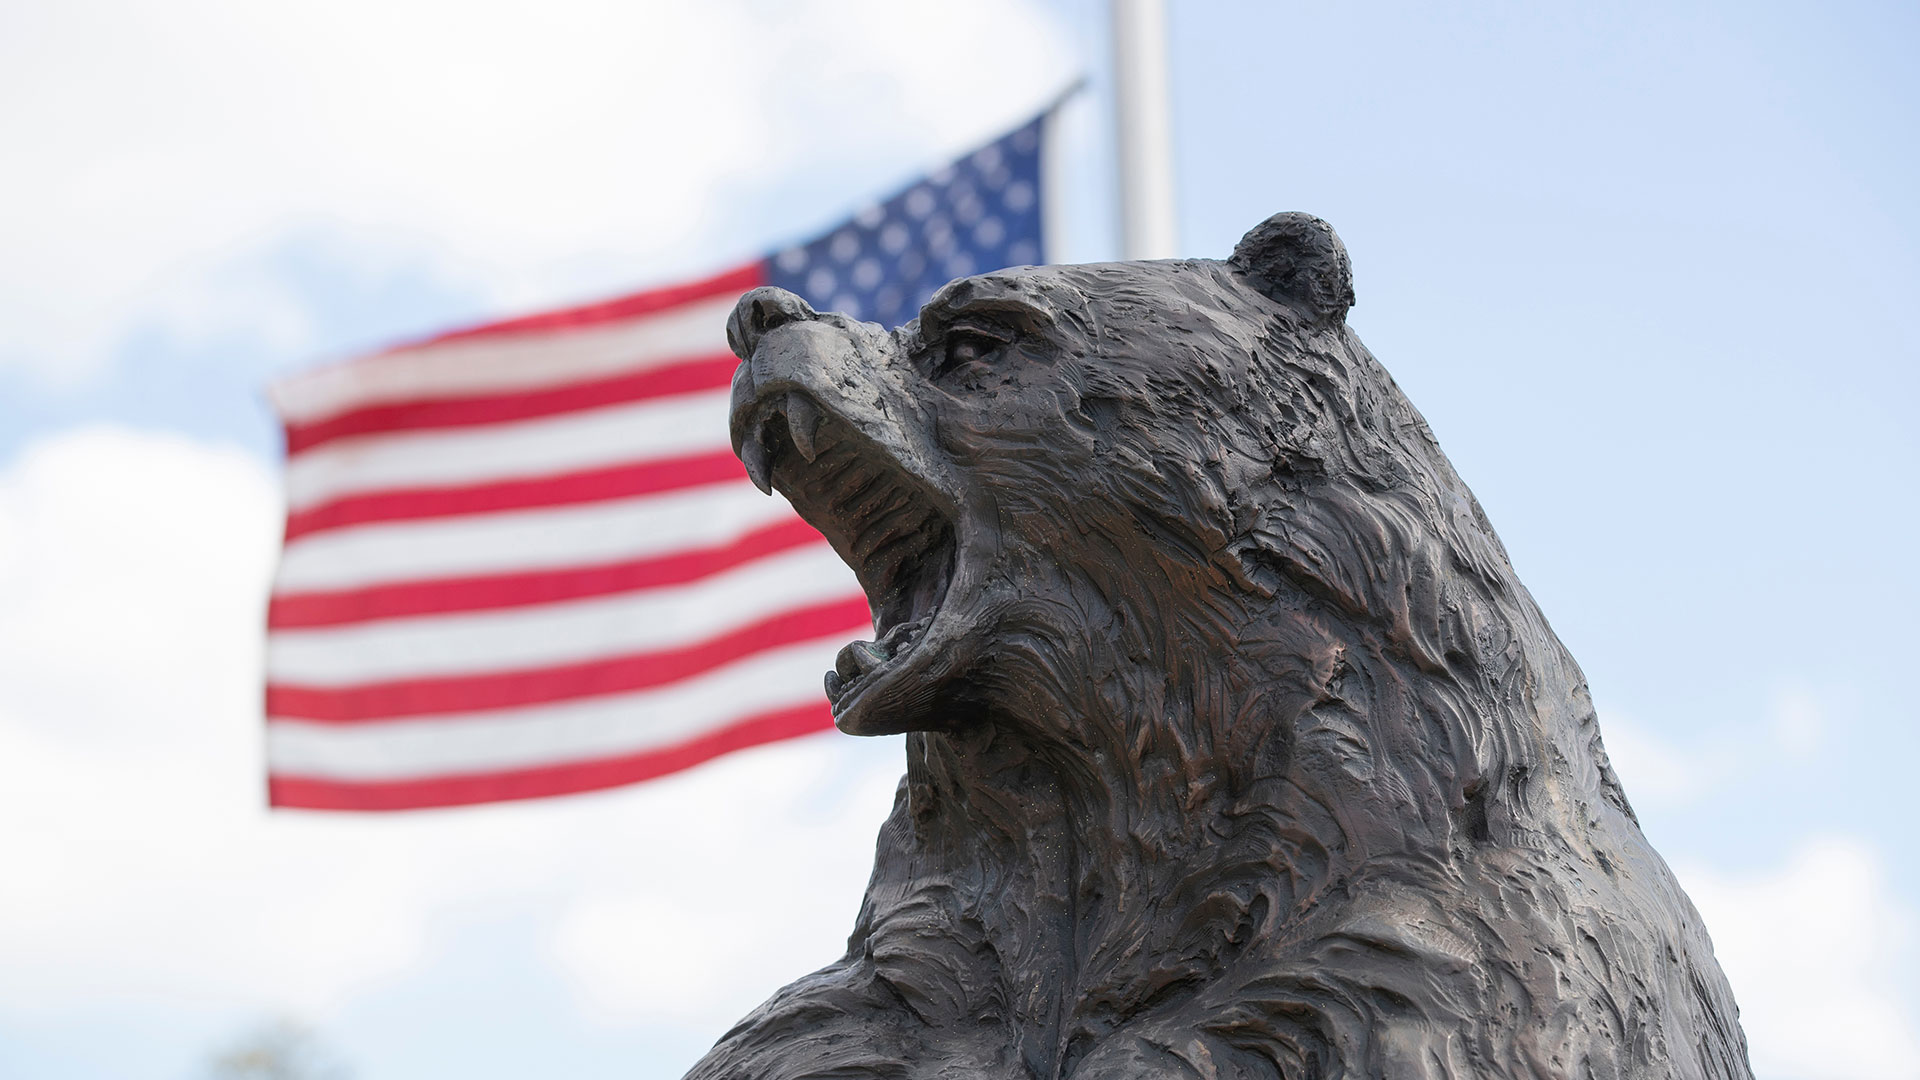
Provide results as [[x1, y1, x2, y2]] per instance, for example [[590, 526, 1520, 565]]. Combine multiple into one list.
[[0, 2, 1914, 1078]]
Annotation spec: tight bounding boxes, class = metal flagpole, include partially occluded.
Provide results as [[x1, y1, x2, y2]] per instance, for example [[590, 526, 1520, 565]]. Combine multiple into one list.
[[1038, 77, 1088, 268], [1110, 0, 1177, 259]]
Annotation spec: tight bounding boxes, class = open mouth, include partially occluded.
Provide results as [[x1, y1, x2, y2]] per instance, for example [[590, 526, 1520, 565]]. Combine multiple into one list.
[[736, 389, 957, 715]]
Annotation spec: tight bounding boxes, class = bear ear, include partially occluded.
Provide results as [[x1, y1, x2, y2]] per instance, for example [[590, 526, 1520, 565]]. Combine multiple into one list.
[[1228, 212, 1354, 325]]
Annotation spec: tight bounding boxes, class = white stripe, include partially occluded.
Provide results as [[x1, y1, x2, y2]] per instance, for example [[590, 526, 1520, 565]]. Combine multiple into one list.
[[268, 544, 863, 685], [270, 294, 739, 425], [265, 638, 840, 780], [284, 390, 731, 512], [273, 480, 799, 593]]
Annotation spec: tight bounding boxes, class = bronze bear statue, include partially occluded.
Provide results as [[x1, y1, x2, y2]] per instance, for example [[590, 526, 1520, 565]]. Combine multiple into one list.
[[696, 213, 1751, 1080]]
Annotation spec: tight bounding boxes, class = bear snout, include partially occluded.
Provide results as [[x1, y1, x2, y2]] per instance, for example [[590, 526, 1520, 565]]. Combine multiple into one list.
[[726, 286, 820, 362]]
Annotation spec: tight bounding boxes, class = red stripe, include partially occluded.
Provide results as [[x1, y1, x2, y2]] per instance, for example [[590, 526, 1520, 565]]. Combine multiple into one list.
[[284, 354, 738, 456], [270, 517, 830, 628], [403, 262, 763, 349], [283, 448, 747, 542], [268, 596, 870, 722], [267, 702, 835, 811]]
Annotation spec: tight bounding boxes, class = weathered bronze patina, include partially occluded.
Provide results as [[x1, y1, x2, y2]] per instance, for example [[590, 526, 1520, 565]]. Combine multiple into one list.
[[697, 214, 1751, 1079]]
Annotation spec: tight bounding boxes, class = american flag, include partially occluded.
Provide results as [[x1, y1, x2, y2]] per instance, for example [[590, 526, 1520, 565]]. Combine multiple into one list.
[[263, 114, 1048, 810]]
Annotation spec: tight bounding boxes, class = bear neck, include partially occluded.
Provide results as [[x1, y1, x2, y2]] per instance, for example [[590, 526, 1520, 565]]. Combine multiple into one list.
[[890, 594, 1360, 1035], [885, 567, 1623, 1048]]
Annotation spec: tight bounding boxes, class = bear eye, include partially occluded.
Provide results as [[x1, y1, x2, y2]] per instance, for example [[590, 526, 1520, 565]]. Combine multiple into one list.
[[933, 325, 1010, 382]]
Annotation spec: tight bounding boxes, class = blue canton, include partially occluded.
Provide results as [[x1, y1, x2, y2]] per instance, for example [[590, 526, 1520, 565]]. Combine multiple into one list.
[[767, 117, 1044, 329]]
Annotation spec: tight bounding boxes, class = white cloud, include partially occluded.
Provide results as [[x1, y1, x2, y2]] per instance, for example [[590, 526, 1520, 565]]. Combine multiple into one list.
[[0, 426, 904, 1050], [0, 427, 434, 1012], [547, 740, 902, 1026], [1680, 839, 1920, 1080], [0, 428, 282, 743], [0, 0, 1076, 382]]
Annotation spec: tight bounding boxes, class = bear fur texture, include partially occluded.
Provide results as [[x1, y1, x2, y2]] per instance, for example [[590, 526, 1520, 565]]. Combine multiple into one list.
[[699, 213, 1752, 1080]]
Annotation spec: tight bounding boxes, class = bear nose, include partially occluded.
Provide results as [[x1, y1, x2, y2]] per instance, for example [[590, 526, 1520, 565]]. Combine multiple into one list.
[[726, 287, 819, 362]]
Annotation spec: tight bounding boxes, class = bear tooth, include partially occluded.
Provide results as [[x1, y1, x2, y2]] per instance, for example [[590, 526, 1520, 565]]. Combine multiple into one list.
[[740, 431, 773, 494], [728, 363, 757, 420], [787, 392, 823, 463], [836, 640, 888, 680], [878, 623, 916, 657]]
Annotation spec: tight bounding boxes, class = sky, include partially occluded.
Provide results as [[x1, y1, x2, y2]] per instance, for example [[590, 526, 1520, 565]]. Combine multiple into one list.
[[0, 1, 1915, 1078]]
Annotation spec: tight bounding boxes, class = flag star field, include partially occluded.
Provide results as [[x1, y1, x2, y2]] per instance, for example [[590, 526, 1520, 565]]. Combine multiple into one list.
[[766, 117, 1044, 328]]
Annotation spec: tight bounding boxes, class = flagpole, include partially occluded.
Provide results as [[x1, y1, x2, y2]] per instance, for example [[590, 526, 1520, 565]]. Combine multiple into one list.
[[1039, 78, 1088, 267], [1110, 0, 1177, 259]]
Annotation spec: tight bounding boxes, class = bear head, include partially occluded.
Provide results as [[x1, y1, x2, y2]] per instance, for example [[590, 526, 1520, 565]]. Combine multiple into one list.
[[730, 213, 1513, 809]]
